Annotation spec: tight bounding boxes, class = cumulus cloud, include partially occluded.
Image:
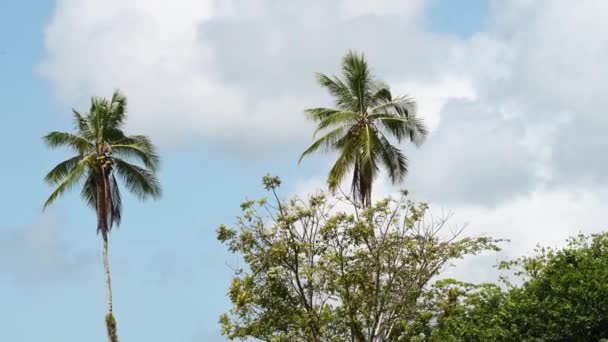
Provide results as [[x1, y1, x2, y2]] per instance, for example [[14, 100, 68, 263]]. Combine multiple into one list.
[[40, 0, 243, 146], [400, 0, 608, 204], [33, 2, 608, 341], [40, 0, 466, 151], [294, 172, 608, 284], [442, 187, 608, 283], [469, 0, 608, 189], [406, 99, 538, 206], [0, 215, 95, 284], [40, 0, 608, 262]]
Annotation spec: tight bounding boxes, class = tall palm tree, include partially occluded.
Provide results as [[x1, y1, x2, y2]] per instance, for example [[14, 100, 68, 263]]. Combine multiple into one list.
[[43, 91, 161, 342], [300, 51, 428, 207]]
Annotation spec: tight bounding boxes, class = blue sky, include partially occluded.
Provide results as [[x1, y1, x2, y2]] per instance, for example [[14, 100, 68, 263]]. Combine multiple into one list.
[[3, 0, 608, 341]]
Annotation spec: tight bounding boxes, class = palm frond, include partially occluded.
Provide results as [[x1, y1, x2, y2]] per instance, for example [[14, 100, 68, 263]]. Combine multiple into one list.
[[371, 85, 392, 103], [376, 133, 408, 183], [108, 173, 122, 228], [72, 109, 94, 140], [369, 114, 410, 141], [87, 97, 102, 143], [113, 158, 161, 200], [350, 127, 378, 207], [80, 169, 123, 233], [104, 128, 130, 145], [304, 107, 341, 121], [342, 50, 372, 113], [362, 126, 374, 161], [44, 155, 84, 185], [111, 135, 160, 171], [43, 131, 94, 154], [45, 91, 162, 231], [370, 114, 428, 145], [298, 126, 346, 164], [370, 95, 416, 115], [81, 171, 99, 210], [88, 95, 117, 144], [302, 50, 428, 206], [327, 132, 360, 192], [313, 111, 357, 137], [407, 116, 429, 146], [43, 155, 94, 210], [107, 90, 127, 129], [315, 73, 357, 110], [391, 112, 428, 146]]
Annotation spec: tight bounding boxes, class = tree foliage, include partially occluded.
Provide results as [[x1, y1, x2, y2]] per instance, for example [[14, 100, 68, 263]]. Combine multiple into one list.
[[300, 51, 428, 207], [217, 176, 500, 341], [408, 233, 608, 342], [43, 90, 161, 342], [43, 90, 161, 235]]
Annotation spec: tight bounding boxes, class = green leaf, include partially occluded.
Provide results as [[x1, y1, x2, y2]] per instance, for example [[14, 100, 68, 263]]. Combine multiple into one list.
[[111, 135, 160, 171], [43, 154, 94, 210], [44, 91, 162, 232], [301, 50, 428, 206], [44, 155, 84, 185], [327, 133, 359, 192], [108, 172, 122, 228], [376, 133, 408, 183], [113, 157, 161, 200], [304, 107, 341, 121], [342, 50, 372, 113], [313, 111, 357, 137], [43, 131, 94, 154], [299, 126, 346, 164], [315, 73, 357, 110]]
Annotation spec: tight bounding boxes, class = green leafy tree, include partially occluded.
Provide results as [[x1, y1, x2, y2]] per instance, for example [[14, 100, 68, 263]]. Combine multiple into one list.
[[501, 232, 608, 341], [410, 232, 608, 342], [217, 176, 499, 341], [299, 51, 428, 207], [403, 280, 509, 342], [43, 91, 161, 342]]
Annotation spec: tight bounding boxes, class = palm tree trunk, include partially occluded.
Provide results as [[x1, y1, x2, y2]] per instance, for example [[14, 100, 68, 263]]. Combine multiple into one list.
[[99, 165, 119, 342], [102, 231, 119, 342], [352, 160, 373, 208], [102, 231, 113, 314]]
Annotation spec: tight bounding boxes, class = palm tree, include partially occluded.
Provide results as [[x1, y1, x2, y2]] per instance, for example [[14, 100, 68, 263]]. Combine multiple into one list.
[[43, 91, 161, 342], [299, 51, 428, 207]]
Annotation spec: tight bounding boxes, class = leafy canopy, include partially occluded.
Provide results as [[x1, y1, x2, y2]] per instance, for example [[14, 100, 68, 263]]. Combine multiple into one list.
[[300, 51, 428, 206], [43, 90, 161, 234], [408, 233, 608, 342], [217, 175, 500, 341]]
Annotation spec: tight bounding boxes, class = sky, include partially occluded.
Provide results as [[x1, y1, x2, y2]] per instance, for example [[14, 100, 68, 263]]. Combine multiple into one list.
[[1, 0, 607, 340]]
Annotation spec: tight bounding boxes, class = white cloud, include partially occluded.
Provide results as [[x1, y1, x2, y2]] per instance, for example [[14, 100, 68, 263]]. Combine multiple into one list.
[[339, 0, 426, 20], [40, 0, 608, 283], [293, 172, 608, 283], [470, 0, 608, 187], [41, 0, 608, 195], [399, 0, 608, 204], [405, 99, 539, 206], [442, 186, 608, 283], [40, 0, 464, 151], [393, 76, 476, 132], [40, 0, 248, 146]]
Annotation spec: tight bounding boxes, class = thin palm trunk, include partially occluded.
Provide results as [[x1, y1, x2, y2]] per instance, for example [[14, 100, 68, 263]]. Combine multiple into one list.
[[43, 91, 161, 342], [100, 166, 119, 342], [102, 230, 119, 342], [102, 231, 113, 314]]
